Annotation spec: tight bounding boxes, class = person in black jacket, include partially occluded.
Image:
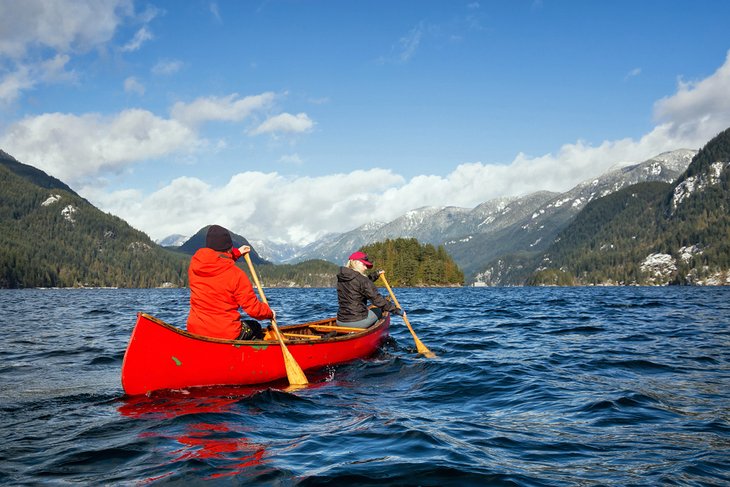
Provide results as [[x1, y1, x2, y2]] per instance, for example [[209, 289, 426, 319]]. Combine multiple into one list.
[[336, 251, 403, 328]]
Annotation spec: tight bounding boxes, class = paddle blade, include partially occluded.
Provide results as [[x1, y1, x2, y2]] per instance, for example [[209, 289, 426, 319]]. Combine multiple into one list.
[[381, 274, 436, 359], [269, 319, 309, 386], [280, 343, 309, 385], [414, 337, 436, 358], [403, 314, 436, 358]]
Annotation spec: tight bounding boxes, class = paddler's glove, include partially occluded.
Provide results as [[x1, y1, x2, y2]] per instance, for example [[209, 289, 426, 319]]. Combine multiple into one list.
[[230, 247, 242, 261], [369, 270, 385, 282], [393, 308, 404, 316]]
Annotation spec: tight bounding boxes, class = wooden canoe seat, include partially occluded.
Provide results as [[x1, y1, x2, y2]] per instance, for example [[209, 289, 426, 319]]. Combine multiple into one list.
[[312, 324, 365, 333], [281, 332, 322, 340]]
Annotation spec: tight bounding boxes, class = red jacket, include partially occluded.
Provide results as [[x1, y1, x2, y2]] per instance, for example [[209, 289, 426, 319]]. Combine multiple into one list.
[[187, 248, 273, 339]]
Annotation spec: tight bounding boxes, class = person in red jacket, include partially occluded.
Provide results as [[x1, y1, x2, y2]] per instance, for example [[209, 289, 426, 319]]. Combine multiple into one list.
[[187, 224, 274, 340]]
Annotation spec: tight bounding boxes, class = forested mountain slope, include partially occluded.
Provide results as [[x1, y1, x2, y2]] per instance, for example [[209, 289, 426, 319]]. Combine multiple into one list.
[[0, 156, 188, 288], [529, 128, 730, 286]]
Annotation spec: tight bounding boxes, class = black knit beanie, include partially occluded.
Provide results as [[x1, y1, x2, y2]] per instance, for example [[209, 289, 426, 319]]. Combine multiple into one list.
[[206, 225, 233, 251]]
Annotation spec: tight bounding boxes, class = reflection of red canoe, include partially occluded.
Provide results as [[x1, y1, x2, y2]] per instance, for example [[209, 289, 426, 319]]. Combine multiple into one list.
[[121, 312, 390, 395]]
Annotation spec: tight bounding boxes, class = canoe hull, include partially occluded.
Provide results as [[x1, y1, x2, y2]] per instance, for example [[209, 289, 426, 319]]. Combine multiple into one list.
[[121, 313, 390, 395]]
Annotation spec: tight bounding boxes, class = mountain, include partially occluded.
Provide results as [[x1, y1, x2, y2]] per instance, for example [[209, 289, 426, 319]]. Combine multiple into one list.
[[289, 222, 388, 265], [248, 238, 307, 263], [463, 149, 697, 282], [274, 149, 695, 282], [157, 234, 188, 247], [524, 130, 730, 286], [165, 148, 697, 285], [0, 151, 188, 288], [284, 193, 557, 266], [177, 226, 269, 265]]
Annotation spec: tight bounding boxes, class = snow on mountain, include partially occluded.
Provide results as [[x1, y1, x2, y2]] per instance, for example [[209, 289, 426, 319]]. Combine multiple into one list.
[[468, 148, 698, 284], [671, 160, 729, 212], [156, 234, 188, 247]]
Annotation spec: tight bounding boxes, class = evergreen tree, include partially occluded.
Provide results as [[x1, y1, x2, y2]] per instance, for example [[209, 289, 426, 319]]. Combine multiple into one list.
[[360, 238, 464, 286]]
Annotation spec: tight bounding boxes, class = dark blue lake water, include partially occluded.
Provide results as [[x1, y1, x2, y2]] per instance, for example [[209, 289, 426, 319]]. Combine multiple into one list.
[[1, 287, 729, 485]]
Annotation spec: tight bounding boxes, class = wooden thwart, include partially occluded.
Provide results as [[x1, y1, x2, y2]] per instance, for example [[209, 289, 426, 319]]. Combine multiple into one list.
[[312, 324, 366, 333], [282, 332, 322, 340]]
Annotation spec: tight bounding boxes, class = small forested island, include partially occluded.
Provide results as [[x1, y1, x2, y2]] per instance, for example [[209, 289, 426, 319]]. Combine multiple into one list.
[[360, 238, 464, 287], [216, 238, 464, 288]]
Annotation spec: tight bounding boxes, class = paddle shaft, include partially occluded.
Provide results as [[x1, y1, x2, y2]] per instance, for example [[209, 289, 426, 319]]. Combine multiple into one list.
[[243, 253, 308, 385], [379, 274, 436, 358]]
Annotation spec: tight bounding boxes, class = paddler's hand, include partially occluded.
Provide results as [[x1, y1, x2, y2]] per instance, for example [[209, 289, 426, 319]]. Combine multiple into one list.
[[231, 245, 250, 262]]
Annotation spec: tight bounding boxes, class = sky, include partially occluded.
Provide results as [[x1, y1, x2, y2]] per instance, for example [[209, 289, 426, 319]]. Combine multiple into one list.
[[1, 0, 729, 246]]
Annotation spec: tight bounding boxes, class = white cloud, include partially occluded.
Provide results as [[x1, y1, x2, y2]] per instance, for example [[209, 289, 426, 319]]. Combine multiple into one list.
[[280, 153, 304, 165], [0, 90, 301, 187], [87, 169, 401, 245], [0, 0, 156, 102], [398, 23, 424, 62], [210, 2, 222, 23], [249, 113, 314, 136], [121, 26, 153, 52], [0, 54, 75, 103], [0, 65, 32, 103], [0, 110, 196, 184], [39, 54, 75, 83], [170, 92, 277, 126], [152, 59, 183, 75], [124, 76, 145, 95], [653, 50, 730, 143], [625, 67, 641, 80], [0, 0, 133, 58]]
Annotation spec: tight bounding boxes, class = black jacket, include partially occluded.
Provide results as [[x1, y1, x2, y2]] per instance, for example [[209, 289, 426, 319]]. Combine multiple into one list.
[[336, 266, 396, 323]]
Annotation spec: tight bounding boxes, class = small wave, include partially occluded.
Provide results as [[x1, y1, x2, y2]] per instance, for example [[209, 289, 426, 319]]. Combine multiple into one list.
[[88, 355, 120, 366], [590, 359, 676, 374], [486, 309, 523, 318], [618, 333, 653, 342], [297, 466, 525, 486], [604, 300, 665, 309], [547, 325, 605, 334], [84, 308, 115, 316], [404, 308, 432, 315]]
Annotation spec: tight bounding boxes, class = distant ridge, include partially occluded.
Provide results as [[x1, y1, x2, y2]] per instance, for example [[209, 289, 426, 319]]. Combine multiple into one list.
[[262, 149, 696, 281], [178, 225, 269, 266], [0, 150, 78, 196]]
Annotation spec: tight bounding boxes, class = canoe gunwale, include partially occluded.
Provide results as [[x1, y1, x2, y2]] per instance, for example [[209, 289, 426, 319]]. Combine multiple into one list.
[[137, 312, 388, 346]]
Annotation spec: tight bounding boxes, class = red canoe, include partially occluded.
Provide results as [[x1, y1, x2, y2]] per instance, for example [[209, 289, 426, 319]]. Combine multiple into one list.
[[121, 312, 391, 395]]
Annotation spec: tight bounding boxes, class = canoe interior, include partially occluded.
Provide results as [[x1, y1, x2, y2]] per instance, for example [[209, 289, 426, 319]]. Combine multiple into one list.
[[140, 313, 383, 343]]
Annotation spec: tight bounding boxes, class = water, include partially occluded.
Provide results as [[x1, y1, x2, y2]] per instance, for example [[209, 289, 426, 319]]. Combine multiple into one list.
[[1, 287, 729, 485]]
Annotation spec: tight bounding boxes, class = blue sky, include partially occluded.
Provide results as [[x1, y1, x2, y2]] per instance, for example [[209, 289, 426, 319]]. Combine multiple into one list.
[[1, 0, 729, 245]]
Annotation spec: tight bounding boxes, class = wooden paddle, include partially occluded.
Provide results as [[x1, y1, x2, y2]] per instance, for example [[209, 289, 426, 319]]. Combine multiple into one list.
[[243, 252, 309, 386], [380, 273, 436, 358]]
